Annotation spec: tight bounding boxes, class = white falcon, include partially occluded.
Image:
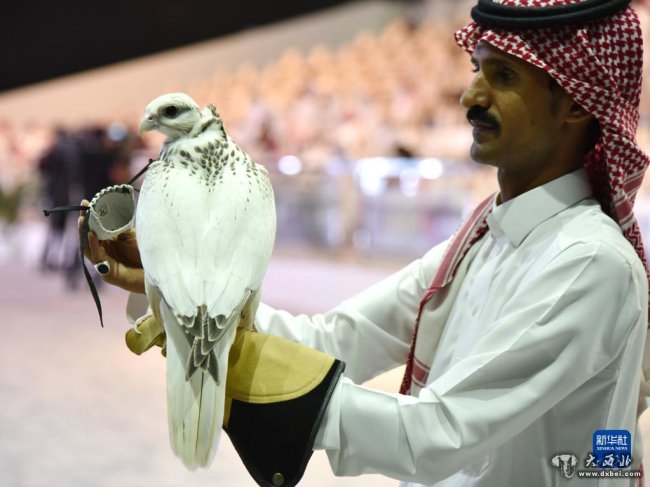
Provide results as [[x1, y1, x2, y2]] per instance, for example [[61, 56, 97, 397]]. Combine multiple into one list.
[[137, 93, 276, 469]]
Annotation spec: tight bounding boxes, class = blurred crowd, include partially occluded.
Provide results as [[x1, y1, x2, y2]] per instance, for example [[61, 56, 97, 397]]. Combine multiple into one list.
[[189, 17, 477, 166], [1, 7, 650, 269]]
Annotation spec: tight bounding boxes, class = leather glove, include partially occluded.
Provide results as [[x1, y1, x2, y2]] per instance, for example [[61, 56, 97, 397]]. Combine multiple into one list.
[[125, 313, 166, 356], [224, 330, 344, 487]]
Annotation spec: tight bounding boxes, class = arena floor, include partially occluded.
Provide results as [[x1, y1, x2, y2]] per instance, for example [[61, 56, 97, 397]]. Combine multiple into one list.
[[1, 221, 650, 486], [0, 223, 403, 487]]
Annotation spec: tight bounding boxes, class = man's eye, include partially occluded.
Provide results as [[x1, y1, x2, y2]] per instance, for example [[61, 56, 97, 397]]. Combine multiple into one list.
[[497, 68, 515, 81], [471, 66, 479, 73]]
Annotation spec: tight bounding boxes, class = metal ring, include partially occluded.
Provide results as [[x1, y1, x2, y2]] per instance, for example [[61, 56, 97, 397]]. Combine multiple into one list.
[[94, 260, 110, 275]]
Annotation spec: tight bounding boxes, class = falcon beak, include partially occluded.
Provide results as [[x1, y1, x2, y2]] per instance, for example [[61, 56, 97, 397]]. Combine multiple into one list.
[[139, 114, 158, 134]]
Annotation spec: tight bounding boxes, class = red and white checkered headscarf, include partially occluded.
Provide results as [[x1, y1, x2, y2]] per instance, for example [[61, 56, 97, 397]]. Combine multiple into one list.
[[401, 0, 650, 395]]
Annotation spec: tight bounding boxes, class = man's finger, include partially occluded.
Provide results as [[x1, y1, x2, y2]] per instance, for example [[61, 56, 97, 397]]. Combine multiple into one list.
[[88, 231, 109, 263], [77, 199, 90, 229], [78, 199, 91, 259]]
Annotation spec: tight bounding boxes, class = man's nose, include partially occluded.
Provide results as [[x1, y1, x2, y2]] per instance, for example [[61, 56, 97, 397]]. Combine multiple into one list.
[[460, 75, 490, 109]]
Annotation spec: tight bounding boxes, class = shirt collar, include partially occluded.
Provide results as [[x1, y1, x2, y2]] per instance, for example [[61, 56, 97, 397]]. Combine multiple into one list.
[[486, 168, 593, 247]]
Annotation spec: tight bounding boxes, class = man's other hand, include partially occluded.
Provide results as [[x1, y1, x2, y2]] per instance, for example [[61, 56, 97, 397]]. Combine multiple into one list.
[[79, 199, 146, 294]]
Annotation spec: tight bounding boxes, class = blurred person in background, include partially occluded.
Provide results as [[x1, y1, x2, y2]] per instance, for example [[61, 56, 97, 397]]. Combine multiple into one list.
[[78, 126, 119, 201], [38, 128, 79, 272], [62, 125, 138, 289], [83, 1, 650, 485]]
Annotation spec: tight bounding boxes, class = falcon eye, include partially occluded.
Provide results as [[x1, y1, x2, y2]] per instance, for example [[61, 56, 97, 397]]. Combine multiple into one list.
[[164, 106, 179, 118]]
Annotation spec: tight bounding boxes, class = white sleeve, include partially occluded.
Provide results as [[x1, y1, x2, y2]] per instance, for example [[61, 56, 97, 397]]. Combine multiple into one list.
[[316, 242, 646, 484], [254, 239, 450, 383]]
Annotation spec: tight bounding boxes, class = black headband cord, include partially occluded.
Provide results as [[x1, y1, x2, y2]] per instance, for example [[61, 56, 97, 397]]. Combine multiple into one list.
[[471, 0, 632, 29]]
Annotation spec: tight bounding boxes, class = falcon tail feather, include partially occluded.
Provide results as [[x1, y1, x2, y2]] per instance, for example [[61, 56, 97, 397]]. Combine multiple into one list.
[[161, 290, 255, 469], [182, 293, 250, 383], [163, 301, 236, 470]]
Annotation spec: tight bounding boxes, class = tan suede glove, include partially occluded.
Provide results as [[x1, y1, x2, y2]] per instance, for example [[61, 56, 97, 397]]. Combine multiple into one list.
[[223, 330, 344, 487], [125, 314, 166, 356]]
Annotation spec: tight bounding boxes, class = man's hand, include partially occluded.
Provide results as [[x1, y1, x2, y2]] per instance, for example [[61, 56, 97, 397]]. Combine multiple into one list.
[[79, 199, 146, 294]]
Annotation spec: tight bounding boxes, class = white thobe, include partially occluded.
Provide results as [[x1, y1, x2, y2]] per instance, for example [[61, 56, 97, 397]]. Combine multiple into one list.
[[255, 169, 649, 486]]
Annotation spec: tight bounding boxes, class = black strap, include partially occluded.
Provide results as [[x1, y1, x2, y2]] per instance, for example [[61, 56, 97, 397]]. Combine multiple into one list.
[[42, 158, 156, 327], [471, 0, 632, 29], [127, 158, 156, 187], [42, 204, 88, 217], [79, 234, 104, 328], [42, 205, 104, 327]]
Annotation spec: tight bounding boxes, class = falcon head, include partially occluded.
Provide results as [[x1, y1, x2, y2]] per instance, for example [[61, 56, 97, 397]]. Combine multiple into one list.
[[140, 93, 202, 141]]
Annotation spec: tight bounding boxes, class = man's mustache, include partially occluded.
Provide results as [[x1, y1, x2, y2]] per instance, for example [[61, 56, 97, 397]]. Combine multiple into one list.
[[467, 106, 500, 129]]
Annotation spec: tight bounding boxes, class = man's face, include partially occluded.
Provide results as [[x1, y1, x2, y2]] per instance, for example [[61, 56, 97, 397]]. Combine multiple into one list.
[[461, 42, 568, 176]]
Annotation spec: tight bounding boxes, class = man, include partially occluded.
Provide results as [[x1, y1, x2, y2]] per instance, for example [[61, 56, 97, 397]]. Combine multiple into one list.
[[83, 0, 650, 485]]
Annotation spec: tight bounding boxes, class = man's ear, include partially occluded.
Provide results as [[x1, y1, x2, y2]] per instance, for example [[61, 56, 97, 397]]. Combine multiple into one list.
[[565, 101, 592, 125]]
